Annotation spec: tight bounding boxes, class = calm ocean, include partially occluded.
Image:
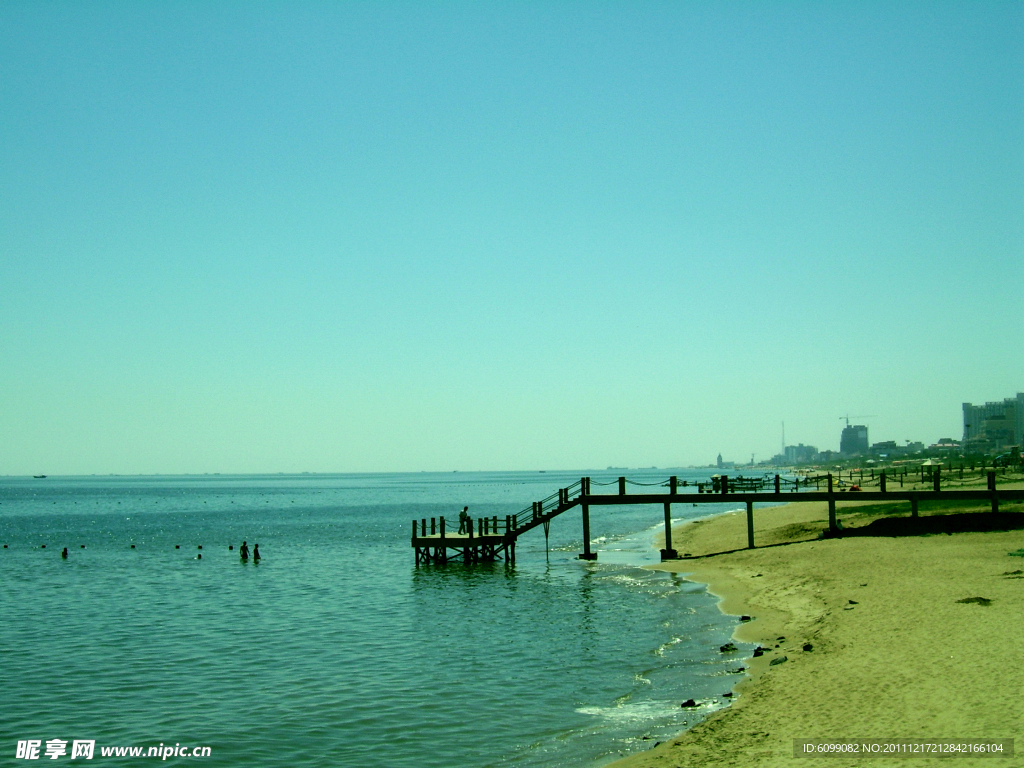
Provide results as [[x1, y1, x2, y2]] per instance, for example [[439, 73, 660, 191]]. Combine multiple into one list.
[[0, 470, 751, 767]]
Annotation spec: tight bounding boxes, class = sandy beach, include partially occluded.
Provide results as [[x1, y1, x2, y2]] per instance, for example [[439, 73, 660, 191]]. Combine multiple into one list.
[[608, 478, 1024, 768]]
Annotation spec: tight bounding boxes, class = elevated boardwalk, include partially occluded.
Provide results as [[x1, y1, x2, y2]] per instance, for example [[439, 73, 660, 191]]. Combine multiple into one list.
[[411, 469, 1024, 565]]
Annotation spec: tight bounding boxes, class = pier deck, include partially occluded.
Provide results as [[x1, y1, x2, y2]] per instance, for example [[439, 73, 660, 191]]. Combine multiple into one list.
[[411, 469, 1024, 565]]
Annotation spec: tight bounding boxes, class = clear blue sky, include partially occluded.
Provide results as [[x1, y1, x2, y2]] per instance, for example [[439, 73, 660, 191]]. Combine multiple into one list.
[[2, 1, 1021, 474]]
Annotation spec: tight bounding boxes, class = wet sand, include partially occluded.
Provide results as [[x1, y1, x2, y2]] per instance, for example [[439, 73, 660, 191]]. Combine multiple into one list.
[[608, 483, 1024, 767]]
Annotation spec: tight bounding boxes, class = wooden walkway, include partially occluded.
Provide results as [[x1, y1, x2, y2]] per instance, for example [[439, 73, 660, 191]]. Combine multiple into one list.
[[411, 470, 1024, 565]]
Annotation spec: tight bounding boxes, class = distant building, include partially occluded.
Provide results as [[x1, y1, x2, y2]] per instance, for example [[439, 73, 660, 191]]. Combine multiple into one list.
[[963, 393, 1023, 452], [870, 440, 900, 455], [784, 444, 817, 464], [714, 453, 735, 469], [840, 424, 869, 455]]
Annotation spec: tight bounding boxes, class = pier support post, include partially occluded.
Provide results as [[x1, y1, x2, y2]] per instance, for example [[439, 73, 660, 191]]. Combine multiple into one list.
[[910, 493, 918, 518], [880, 470, 886, 493], [660, 502, 677, 560], [618, 476, 626, 495], [989, 471, 999, 514], [746, 500, 755, 549], [933, 467, 941, 492], [578, 502, 597, 560], [827, 474, 838, 535], [669, 476, 678, 496], [720, 474, 728, 495], [774, 474, 780, 494]]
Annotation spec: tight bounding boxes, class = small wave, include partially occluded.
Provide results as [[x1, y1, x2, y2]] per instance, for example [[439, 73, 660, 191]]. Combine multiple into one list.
[[653, 636, 683, 656], [576, 701, 679, 722]]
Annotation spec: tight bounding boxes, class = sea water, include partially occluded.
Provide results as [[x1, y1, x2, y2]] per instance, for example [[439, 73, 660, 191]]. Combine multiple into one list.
[[0, 470, 752, 767]]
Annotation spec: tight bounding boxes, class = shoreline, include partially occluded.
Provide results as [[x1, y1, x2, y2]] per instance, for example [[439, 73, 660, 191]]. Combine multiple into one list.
[[610, 484, 1024, 767]]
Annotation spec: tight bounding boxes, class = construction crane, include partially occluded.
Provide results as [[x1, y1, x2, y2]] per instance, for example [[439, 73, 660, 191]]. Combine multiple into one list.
[[840, 414, 877, 427]]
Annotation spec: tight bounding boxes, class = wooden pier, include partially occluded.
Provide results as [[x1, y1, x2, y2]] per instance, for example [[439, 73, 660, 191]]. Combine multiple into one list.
[[411, 470, 1024, 565]]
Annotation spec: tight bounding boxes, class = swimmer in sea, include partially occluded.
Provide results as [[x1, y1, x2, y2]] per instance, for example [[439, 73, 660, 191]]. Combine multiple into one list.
[[240, 541, 249, 560], [253, 544, 260, 562]]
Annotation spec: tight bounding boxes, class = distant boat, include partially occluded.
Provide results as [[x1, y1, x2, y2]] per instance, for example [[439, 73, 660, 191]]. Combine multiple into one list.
[[33, 475, 47, 479]]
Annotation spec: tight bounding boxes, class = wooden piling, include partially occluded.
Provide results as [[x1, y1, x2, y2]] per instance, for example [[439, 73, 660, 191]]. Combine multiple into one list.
[[746, 500, 755, 549], [618, 476, 626, 495], [579, 502, 597, 560], [827, 474, 837, 534], [661, 501, 677, 560]]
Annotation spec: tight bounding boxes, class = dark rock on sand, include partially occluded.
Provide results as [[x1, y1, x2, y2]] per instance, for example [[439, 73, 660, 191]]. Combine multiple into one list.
[[769, 655, 788, 666], [956, 596, 992, 606], [719, 642, 737, 653], [681, 699, 698, 708], [803, 643, 813, 652]]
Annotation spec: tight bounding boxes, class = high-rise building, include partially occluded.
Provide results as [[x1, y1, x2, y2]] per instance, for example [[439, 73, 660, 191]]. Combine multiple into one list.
[[784, 444, 817, 463], [962, 393, 1023, 451], [840, 424, 869, 455]]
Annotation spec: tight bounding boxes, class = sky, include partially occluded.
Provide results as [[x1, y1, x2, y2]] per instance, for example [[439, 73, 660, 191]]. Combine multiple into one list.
[[1, 1, 1022, 475]]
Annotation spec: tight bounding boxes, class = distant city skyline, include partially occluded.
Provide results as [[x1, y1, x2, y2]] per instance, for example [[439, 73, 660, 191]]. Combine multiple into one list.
[[2, 3, 1021, 475]]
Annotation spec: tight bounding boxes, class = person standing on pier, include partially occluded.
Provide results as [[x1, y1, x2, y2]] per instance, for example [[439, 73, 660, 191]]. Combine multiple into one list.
[[458, 506, 469, 534]]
